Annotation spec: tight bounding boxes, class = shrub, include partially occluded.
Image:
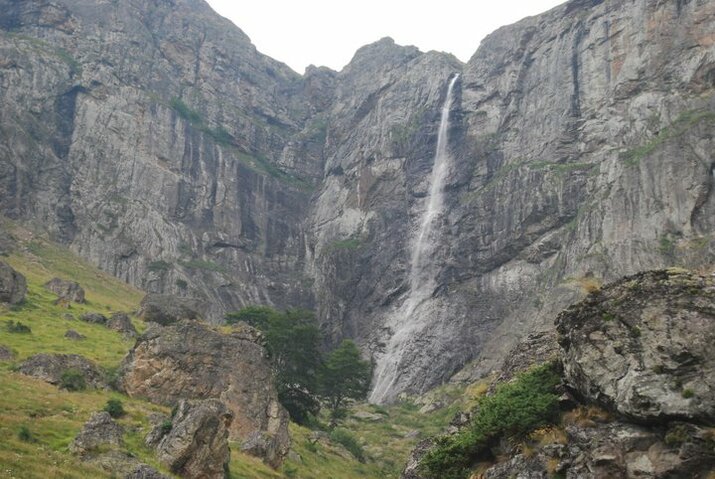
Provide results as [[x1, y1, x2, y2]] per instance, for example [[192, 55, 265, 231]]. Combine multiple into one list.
[[330, 428, 366, 462], [59, 368, 86, 391], [419, 363, 561, 479], [104, 399, 125, 418], [682, 388, 695, 399], [4, 320, 31, 334], [160, 420, 173, 436], [18, 425, 35, 442]]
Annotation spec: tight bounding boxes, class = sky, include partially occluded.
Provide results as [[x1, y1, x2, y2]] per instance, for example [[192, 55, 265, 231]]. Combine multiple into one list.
[[205, 0, 566, 74]]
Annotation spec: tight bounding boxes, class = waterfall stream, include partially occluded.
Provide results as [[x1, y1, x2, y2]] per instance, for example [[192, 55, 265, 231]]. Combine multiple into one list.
[[370, 74, 460, 404]]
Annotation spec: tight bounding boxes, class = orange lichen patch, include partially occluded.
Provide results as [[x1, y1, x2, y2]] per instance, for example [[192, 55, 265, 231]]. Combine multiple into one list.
[[530, 426, 568, 446], [562, 405, 612, 428]]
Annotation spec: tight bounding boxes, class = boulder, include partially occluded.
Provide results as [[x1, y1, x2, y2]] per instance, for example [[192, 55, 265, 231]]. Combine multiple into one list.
[[70, 411, 123, 455], [44, 277, 85, 303], [0, 344, 15, 360], [80, 312, 107, 324], [139, 294, 205, 325], [124, 464, 170, 479], [156, 399, 232, 479], [0, 261, 26, 305], [18, 353, 107, 389], [64, 329, 86, 340], [107, 312, 137, 337], [119, 320, 290, 467], [557, 269, 715, 424]]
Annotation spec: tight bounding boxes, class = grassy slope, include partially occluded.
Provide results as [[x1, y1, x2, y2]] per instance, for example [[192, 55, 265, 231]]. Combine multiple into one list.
[[0, 224, 471, 479]]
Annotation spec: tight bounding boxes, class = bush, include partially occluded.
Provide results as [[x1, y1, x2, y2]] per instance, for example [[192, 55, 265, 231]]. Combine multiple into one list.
[[18, 425, 35, 442], [59, 368, 86, 391], [682, 388, 695, 399], [160, 420, 173, 436], [4, 320, 31, 334], [419, 363, 561, 479], [104, 398, 125, 418], [330, 428, 365, 462]]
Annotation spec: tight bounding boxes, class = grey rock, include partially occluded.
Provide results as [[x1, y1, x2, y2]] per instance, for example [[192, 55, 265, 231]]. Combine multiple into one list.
[[352, 411, 385, 422], [120, 320, 290, 467], [124, 464, 170, 479], [62, 313, 75, 320], [401, 439, 436, 479], [156, 399, 232, 479], [107, 312, 137, 337], [64, 329, 86, 340], [44, 278, 85, 304], [0, 344, 15, 360], [558, 269, 715, 424], [18, 353, 107, 389], [0, 261, 26, 305], [70, 411, 123, 455], [139, 294, 204, 325], [79, 312, 107, 325], [144, 413, 171, 449]]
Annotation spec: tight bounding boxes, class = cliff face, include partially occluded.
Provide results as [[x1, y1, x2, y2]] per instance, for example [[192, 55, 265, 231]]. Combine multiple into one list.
[[0, 0, 714, 399], [0, 0, 326, 319]]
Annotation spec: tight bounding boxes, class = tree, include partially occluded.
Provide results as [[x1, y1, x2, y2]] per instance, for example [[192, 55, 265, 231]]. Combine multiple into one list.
[[226, 306, 322, 424], [319, 340, 372, 419]]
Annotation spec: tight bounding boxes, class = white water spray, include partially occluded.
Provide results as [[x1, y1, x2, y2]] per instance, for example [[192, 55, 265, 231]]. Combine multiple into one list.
[[370, 74, 460, 404]]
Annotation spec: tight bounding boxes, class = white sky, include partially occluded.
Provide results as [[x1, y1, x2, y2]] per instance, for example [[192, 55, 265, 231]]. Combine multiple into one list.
[[205, 0, 566, 73]]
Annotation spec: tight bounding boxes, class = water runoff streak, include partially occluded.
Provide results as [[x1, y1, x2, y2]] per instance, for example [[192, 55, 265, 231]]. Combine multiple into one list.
[[370, 74, 460, 404]]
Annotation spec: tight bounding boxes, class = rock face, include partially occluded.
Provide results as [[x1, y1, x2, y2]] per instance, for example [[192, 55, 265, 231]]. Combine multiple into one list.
[[119, 320, 290, 466], [139, 294, 204, 325], [44, 278, 85, 303], [156, 399, 232, 479], [558, 269, 715, 424], [18, 353, 106, 388], [0, 261, 26, 304], [0, 0, 714, 399]]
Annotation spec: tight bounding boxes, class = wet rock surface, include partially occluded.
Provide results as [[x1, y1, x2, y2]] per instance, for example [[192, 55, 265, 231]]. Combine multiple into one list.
[[119, 320, 290, 466]]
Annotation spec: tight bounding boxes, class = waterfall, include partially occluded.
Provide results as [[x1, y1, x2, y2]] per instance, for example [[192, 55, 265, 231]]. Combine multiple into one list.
[[370, 74, 460, 404]]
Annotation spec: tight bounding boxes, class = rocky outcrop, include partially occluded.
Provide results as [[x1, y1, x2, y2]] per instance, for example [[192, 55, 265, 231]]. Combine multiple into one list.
[[107, 312, 137, 337], [18, 353, 107, 388], [44, 278, 85, 303], [558, 269, 715, 424], [0, 344, 14, 360], [70, 411, 123, 455], [155, 399, 232, 479], [139, 294, 204, 325], [71, 411, 170, 478], [0, 261, 25, 304], [119, 320, 290, 467], [64, 329, 85, 340], [79, 312, 107, 324]]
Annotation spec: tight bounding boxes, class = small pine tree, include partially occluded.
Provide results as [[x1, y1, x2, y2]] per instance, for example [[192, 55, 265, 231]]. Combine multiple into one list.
[[319, 340, 372, 420]]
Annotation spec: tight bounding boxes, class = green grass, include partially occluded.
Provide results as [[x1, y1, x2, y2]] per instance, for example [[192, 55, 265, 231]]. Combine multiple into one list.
[[328, 238, 363, 251]]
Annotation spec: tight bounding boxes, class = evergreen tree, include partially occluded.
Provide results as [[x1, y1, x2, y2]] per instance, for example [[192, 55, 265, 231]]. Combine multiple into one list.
[[320, 340, 372, 419]]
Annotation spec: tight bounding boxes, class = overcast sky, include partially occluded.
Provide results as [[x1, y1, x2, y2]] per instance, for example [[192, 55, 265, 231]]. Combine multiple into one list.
[[205, 0, 566, 74]]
